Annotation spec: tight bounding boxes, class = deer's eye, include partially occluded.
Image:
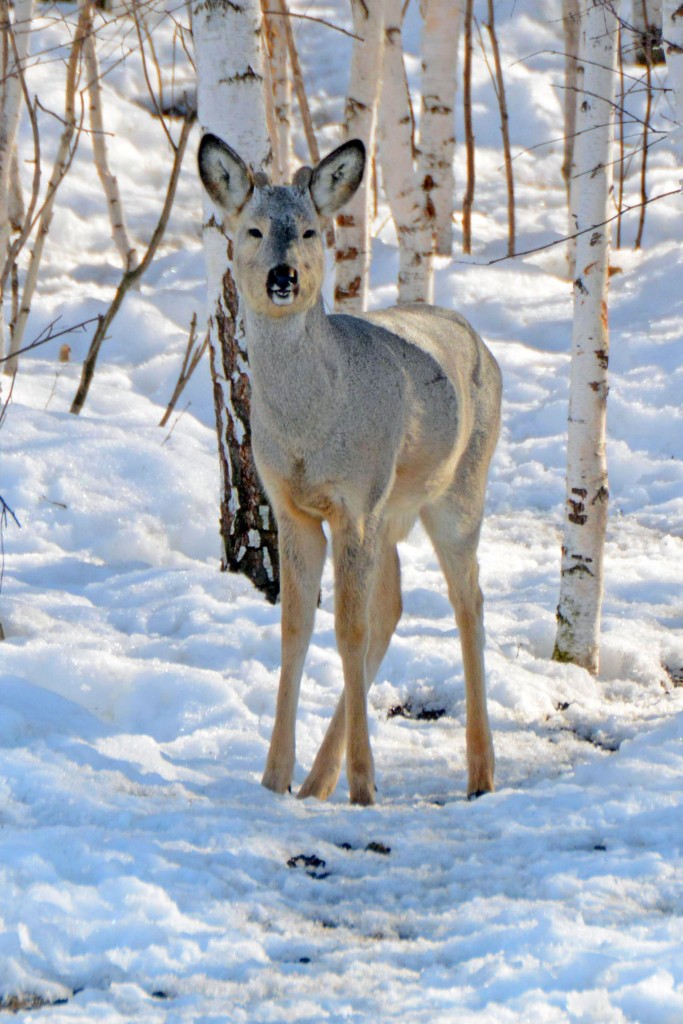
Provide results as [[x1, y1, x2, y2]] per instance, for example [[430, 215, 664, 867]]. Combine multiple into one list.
[[303, 229, 316, 239], [248, 228, 263, 239]]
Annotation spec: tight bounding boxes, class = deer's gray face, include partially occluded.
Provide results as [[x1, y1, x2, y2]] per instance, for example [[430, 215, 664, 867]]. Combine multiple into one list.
[[232, 185, 325, 318], [198, 135, 365, 319]]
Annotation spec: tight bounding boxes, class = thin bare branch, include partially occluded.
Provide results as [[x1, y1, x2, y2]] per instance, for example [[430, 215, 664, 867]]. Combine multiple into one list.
[[70, 111, 194, 415], [262, 9, 363, 41], [159, 313, 208, 428], [0, 315, 101, 364], [455, 187, 682, 267]]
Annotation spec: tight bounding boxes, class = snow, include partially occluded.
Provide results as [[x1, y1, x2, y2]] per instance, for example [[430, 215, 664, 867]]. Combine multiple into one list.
[[1, 1, 682, 1020]]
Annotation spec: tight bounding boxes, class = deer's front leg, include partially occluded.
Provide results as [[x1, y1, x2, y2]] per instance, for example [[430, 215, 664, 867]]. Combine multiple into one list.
[[261, 510, 327, 795], [332, 523, 376, 806]]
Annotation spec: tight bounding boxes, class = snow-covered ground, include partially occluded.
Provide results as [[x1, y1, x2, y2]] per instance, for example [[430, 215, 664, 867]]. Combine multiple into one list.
[[1, 2, 682, 1020]]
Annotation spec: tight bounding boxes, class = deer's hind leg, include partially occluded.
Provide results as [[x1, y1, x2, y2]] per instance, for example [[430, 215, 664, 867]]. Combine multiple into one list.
[[298, 540, 402, 802], [262, 509, 327, 795], [420, 494, 495, 799]]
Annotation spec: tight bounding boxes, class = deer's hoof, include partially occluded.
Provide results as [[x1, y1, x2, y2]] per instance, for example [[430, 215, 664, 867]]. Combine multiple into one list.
[[349, 778, 376, 806]]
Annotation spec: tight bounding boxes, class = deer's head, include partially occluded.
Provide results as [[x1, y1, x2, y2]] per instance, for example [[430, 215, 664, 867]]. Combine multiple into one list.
[[198, 135, 365, 319]]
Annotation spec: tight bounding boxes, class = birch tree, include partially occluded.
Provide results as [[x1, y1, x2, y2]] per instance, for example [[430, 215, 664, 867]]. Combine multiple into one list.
[[417, 0, 463, 257], [664, 0, 683, 167], [553, 0, 620, 674], [334, 0, 385, 312], [563, 0, 582, 275], [0, 0, 33, 365], [378, 0, 433, 303], [261, 2, 291, 184], [633, 0, 664, 63], [192, 0, 280, 602], [81, 0, 137, 273]]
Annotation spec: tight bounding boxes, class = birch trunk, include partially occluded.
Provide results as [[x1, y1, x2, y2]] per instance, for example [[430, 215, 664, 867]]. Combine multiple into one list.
[[553, 0, 620, 675], [563, 0, 582, 276], [81, 0, 138, 272], [664, 0, 683, 167], [417, 0, 463, 257], [0, 0, 33, 363], [378, 0, 433, 303], [333, 0, 385, 312], [6, 0, 84, 375], [192, 0, 280, 603], [633, 0, 663, 32], [262, 3, 291, 183]]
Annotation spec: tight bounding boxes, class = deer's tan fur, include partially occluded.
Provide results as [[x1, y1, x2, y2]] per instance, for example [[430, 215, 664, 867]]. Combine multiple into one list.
[[198, 134, 502, 805]]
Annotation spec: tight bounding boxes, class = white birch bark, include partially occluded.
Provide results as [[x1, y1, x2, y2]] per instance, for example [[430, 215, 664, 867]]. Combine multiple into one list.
[[333, 0, 385, 312], [554, 0, 620, 675], [192, 0, 279, 601], [416, 0, 463, 257], [563, 0, 583, 276], [81, 0, 138, 272], [0, 0, 33, 363], [664, 0, 683, 167], [262, 4, 291, 183], [378, 0, 433, 304]]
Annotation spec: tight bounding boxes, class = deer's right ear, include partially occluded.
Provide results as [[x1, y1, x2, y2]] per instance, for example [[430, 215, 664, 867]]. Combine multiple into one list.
[[198, 134, 253, 217], [310, 139, 365, 216]]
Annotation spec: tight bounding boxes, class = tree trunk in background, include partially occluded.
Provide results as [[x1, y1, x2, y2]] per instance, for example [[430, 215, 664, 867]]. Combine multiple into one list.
[[262, 2, 291, 183], [633, 0, 665, 64], [333, 0, 385, 312], [664, 0, 683, 167], [563, 0, 583, 276], [0, 0, 33, 366], [81, 0, 138, 273], [379, 0, 433, 303], [553, 0, 620, 675], [417, 0, 463, 257], [192, 0, 280, 603]]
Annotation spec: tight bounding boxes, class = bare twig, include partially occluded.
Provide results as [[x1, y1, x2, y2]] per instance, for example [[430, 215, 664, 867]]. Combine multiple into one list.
[[483, 2, 515, 256], [454, 187, 682, 267], [0, 21, 41, 300], [634, 30, 653, 248], [616, 24, 626, 247], [0, 315, 102, 364], [262, 9, 363, 41], [5, 5, 88, 374], [462, 0, 475, 254], [70, 111, 194, 415], [129, 0, 174, 149], [159, 313, 208, 427]]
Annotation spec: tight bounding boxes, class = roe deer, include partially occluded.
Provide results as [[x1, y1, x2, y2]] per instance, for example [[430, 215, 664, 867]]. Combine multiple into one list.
[[198, 134, 502, 806]]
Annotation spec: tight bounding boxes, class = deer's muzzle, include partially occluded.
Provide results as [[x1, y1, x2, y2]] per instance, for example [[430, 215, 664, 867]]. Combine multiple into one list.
[[267, 265, 299, 306]]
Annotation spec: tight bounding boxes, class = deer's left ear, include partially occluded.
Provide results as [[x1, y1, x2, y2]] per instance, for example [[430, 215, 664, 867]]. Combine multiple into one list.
[[198, 133, 253, 218], [309, 140, 365, 217]]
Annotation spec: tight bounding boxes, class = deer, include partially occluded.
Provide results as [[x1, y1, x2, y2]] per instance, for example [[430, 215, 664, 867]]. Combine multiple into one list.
[[198, 133, 502, 806]]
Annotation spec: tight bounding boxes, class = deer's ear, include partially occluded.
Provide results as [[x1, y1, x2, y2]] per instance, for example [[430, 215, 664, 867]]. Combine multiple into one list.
[[309, 140, 365, 216], [198, 134, 253, 217]]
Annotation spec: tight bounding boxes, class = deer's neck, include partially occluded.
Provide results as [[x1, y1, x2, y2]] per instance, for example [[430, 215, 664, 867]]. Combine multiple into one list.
[[244, 299, 344, 448]]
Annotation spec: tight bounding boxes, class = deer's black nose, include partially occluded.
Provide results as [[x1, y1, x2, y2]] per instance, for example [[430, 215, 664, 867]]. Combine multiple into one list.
[[268, 265, 298, 291]]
